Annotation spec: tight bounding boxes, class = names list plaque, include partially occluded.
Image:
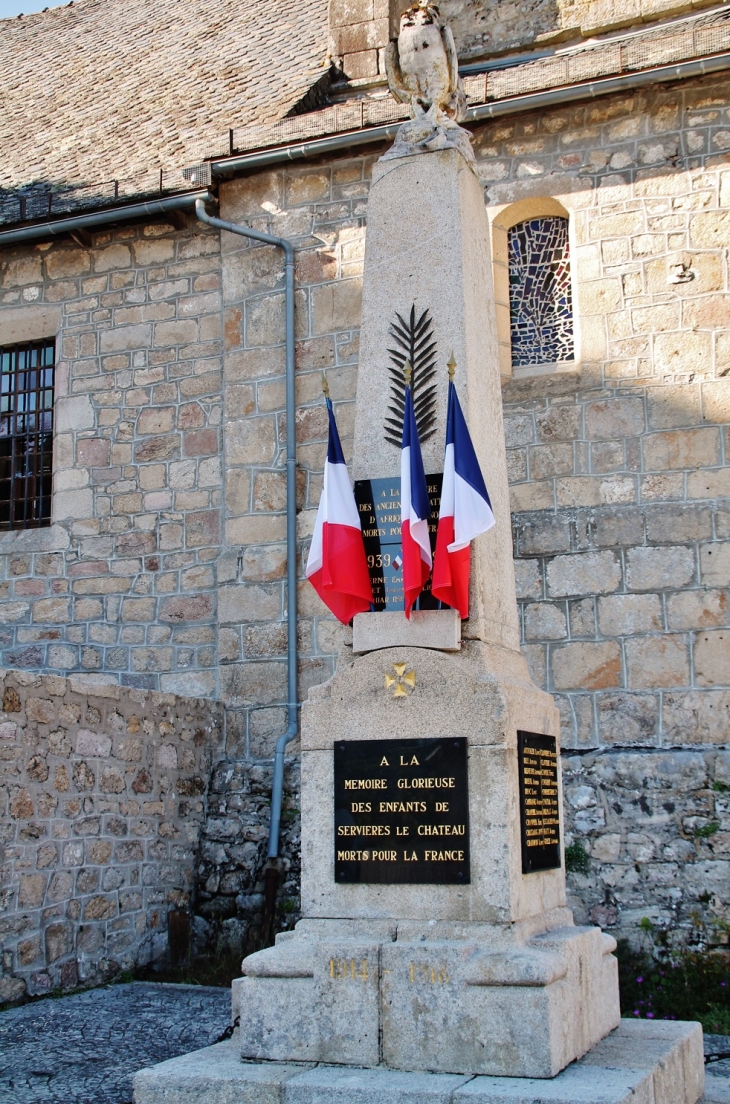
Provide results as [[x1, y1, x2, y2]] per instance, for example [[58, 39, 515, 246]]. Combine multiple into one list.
[[354, 475, 444, 612], [334, 736, 469, 884], [517, 731, 561, 874]]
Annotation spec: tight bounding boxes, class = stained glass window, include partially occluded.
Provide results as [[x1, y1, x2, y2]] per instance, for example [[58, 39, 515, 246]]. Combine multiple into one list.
[[508, 216, 574, 368], [0, 342, 54, 530]]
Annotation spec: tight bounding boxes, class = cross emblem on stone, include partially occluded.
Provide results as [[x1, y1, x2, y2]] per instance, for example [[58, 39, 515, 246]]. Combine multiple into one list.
[[384, 662, 416, 698]]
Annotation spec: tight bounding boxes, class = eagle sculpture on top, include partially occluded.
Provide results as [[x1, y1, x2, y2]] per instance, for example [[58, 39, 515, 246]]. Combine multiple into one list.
[[383, 2, 474, 165]]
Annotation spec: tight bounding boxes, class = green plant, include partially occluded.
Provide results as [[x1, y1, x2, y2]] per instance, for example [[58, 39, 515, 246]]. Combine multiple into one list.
[[695, 822, 720, 839], [701, 1004, 730, 1034], [564, 840, 590, 874], [615, 937, 730, 1030], [712, 781, 729, 793]]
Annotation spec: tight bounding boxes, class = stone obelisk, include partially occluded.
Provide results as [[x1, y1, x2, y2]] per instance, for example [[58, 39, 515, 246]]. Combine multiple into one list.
[[233, 2, 620, 1079]]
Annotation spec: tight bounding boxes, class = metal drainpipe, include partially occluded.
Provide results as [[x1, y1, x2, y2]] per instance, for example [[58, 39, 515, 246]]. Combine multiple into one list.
[[194, 197, 298, 945], [0, 190, 215, 246]]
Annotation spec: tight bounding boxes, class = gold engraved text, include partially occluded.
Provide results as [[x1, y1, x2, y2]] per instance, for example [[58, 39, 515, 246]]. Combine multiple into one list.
[[329, 958, 369, 982]]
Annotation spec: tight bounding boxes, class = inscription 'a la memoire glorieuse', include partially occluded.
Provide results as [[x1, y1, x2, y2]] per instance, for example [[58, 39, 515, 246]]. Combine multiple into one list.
[[334, 737, 470, 884]]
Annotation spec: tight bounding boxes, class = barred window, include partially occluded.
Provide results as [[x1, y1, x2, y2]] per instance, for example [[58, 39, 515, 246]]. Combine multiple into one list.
[[508, 216, 574, 369], [0, 341, 55, 530]]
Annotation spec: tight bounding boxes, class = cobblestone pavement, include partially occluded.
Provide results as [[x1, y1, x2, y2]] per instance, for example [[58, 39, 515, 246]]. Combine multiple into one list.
[[0, 981, 230, 1104], [704, 1035, 730, 1103]]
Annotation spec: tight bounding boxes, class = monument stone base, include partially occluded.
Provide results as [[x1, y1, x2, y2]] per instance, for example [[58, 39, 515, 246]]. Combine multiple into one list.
[[133, 1019, 705, 1104], [232, 914, 619, 1078]]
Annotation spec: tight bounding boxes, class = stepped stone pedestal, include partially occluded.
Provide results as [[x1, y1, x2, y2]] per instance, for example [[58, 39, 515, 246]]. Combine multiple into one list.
[[133, 130, 704, 1104], [135, 1020, 705, 1104]]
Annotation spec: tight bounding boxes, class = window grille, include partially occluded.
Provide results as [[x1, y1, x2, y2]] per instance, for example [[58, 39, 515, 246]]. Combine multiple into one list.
[[0, 341, 55, 530], [508, 216, 574, 368]]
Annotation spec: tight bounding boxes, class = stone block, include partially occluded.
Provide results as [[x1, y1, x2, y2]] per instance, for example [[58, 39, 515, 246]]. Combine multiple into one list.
[[519, 516, 570, 555], [514, 561, 542, 601], [535, 407, 580, 442], [667, 589, 728, 631], [643, 428, 719, 471], [352, 610, 461, 654], [524, 604, 566, 641], [585, 398, 644, 440], [238, 922, 617, 1079], [694, 630, 730, 688], [138, 407, 175, 435], [593, 510, 644, 549], [45, 921, 73, 963], [528, 444, 573, 480], [700, 542, 730, 587], [134, 1041, 308, 1104], [311, 279, 363, 335], [625, 546, 695, 591], [597, 595, 662, 636], [19, 873, 47, 907], [552, 642, 621, 691], [159, 594, 213, 622], [94, 243, 131, 272], [625, 635, 690, 690], [646, 385, 701, 431], [597, 692, 658, 745], [687, 468, 730, 500], [547, 552, 621, 598], [689, 210, 730, 249], [645, 504, 711, 544], [653, 332, 712, 377], [227, 416, 277, 466], [76, 729, 112, 756], [218, 584, 280, 625], [289, 1066, 470, 1103]]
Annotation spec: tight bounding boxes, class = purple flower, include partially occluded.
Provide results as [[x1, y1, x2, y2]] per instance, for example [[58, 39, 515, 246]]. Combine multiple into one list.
[[636, 977, 643, 984], [633, 1011, 640, 1017], [647, 1013, 655, 1019]]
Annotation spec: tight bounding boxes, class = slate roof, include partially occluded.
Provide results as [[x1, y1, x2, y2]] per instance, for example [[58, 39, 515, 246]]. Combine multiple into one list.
[[0, 0, 330, 195]]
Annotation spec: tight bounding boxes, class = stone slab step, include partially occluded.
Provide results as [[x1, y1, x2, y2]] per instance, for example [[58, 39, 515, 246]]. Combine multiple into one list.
[[133, 1019, 704, 1104]]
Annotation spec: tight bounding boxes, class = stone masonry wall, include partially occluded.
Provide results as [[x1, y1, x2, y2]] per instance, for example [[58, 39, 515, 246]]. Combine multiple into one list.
[[0, 669, 223, 1001], [0, 214, 224, 697], [563, 748, 730, 947], [328, 0, 718, 80], [197, 72, 730, 939]]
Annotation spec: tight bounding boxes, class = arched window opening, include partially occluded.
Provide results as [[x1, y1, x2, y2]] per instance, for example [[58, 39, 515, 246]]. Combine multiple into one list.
[[507, 216, 574, 370]]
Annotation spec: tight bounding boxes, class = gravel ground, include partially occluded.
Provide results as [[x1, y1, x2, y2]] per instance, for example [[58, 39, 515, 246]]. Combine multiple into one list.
[[0, 981, 230, 1104]]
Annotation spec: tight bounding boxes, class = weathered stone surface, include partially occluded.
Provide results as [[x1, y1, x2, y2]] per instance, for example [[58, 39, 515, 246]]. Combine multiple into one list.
[[133, 1021, 704, 1104], [0, 671, 223, 996]]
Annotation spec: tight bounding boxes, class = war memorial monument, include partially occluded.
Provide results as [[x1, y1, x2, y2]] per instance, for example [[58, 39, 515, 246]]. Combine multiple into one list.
[[134, 6, 706, 1101]]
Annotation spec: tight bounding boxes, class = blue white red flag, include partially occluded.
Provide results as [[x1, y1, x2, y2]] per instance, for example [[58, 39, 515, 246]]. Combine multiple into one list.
[[431, 380, 494, 619], [306, 399, 373, 624], [401, 384, 432, 619]]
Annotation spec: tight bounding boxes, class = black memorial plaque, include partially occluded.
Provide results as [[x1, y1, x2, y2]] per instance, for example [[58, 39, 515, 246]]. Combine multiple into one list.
[[517, 731, 561, 874], [334, 736, 469, 884], [354, 475, 445, 612]]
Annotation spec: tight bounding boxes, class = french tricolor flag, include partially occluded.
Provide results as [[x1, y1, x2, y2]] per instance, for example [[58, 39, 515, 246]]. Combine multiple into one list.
[[306, 399, 373, 624], [431, 379, 494, 619], [401, 383, 432, 619]]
